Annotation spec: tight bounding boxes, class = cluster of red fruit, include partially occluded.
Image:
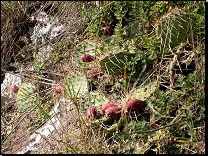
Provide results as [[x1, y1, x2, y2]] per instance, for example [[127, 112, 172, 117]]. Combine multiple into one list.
[[87, 99, 144, 119], [81, 54, 104, 78], [81, 26, 113, 78]]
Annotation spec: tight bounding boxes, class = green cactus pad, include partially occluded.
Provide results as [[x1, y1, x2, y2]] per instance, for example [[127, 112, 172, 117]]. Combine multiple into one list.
[[101, 116, 116, 125], [73, 41, 98, 66], [16, 83, 37, 112], [107, 119, 124, 133], [100, 52, 136, 76], [99, 36, 114, 53], [80, 91, 110, 113], [128, 81, 157, 101], [156, 10, 192, 49], [65, 72, 88, 99]]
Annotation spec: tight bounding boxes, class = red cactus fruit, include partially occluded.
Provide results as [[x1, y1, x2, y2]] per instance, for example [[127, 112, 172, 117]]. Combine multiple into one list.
[[87, 106, 97, 118], [81, 54, 95, 62], [55, 85, 62, 94], [87, 70, 104, 78], [126, 99, 143, 112], [102, 26, 114, 36], [11, 85, 18, 93], [105, 106, 121, 118], [101, 103, 118, 114]]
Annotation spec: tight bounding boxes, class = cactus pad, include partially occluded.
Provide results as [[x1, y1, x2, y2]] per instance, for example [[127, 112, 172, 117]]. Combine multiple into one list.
[[73, 41, 98, 66], [100, 52, 136, 76], [128, 81, 157, 101], [65, 72, 88, 99], [80, 91, 110, 113], [107, 118, 125, 133], [156, 10, 191, 49], [16, 83, 37, 112]]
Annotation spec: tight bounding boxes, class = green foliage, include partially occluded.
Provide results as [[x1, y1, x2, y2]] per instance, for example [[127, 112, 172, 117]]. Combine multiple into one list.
[[82, 1, 117, 36], [164, 144, 182, 154], [82, 1, 172, 38], [34, 115, 46, 127], [141, 1, 166, 22], [146, 71, 205, 138], [124, 117, 148, 133], [142, 36, 161, 58], [16, 83, 37, 112], [174, 72, 205, 128], [184, 1, 205, 39]]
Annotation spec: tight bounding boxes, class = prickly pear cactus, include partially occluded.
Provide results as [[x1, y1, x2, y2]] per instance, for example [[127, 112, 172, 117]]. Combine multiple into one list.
[[128, 81, 157, 101], [104, 82, 158, 133], [16, 83, 37, 112], [80, 91, 110, 113], [100, 52, 136, 76], [73, 41, 98, 66], [156, 10, 192, 49], [65, 72, 88, 99]]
